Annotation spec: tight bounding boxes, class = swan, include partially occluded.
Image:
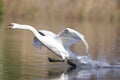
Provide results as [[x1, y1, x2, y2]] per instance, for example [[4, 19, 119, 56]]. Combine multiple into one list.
[[7, 23, 91, 68]]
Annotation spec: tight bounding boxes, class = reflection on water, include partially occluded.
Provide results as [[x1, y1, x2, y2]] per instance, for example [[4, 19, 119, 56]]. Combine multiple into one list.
[[48, 67, 120, 80], [0, 17, 120, 79]]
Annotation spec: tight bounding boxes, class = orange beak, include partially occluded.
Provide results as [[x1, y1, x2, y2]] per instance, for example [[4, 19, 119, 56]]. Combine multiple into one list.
[[6, 24, 13, 29]]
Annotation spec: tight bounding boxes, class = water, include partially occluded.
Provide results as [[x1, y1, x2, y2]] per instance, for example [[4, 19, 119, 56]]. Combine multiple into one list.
[[0, 17, 120, 80]]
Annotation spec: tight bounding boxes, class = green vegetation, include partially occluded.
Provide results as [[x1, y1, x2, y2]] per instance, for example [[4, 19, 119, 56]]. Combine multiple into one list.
[[0, 0, 3, 16], [0, 0, 3, 26]]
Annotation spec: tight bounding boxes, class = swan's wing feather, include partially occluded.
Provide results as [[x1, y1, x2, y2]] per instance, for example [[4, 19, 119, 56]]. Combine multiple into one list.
[[33, 37, 43, 48], [56, 28, 82, 46], [33, 30, 56, 48], [56, 28, 89, 53]]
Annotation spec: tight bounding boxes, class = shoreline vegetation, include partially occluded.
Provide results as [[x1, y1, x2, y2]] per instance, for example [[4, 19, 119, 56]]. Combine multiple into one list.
[[0, 0, 4, 19], [0, 0, 4, 25], [2, 0, 120, 21], [0, 0, 3, 16]]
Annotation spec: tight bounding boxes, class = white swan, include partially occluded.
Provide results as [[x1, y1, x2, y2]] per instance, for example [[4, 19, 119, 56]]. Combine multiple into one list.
[[7, 23, 91, 67]]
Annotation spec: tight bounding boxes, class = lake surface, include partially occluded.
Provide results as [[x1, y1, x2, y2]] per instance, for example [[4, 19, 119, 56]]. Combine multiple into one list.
[[0, 18, 120, 80]]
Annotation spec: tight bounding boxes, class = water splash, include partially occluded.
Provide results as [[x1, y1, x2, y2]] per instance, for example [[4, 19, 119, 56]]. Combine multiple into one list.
[[71, 52, 120, 68]]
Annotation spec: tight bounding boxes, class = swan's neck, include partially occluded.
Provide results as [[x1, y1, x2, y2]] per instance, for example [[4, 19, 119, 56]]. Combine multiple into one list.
[[18, 25, 44, 41]]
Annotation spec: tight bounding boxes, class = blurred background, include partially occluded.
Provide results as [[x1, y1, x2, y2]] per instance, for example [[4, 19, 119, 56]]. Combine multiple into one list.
[[0, 0, 120, 80]]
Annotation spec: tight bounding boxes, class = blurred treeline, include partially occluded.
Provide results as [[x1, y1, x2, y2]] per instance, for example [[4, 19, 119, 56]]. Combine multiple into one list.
[[2, 0, 120, 21], [0, 0, 3, 20]]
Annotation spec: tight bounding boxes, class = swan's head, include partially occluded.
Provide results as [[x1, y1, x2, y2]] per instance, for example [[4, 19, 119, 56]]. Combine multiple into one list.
[[8, 23, 22, 29], [8, 23, 31, 30]]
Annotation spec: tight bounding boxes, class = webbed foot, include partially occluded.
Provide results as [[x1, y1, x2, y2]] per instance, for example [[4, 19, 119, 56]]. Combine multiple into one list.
[[67, 59, 77, 68], [48, 57, 65, 62]]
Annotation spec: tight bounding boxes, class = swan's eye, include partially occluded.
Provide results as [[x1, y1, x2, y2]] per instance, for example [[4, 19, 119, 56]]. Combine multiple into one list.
[[7, 23, 14, 29], [9, 24, 14, 27]]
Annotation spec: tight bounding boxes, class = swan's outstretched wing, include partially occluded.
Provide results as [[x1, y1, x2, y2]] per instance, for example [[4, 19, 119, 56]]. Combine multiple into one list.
[[56, 28, 89, 54], [33, 30, 56, 48], [33, 37, 43, 48]]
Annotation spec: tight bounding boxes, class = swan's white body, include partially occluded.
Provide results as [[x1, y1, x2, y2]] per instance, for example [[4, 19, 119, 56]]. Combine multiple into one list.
[[8, 23, 94, 66], [33, 30, 92, 64]]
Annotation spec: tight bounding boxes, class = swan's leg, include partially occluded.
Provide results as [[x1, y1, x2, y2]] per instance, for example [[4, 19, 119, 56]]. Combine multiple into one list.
[[48, 57, 65, 62], [48, 57, 77, 68], [67, 59, 77, 68]]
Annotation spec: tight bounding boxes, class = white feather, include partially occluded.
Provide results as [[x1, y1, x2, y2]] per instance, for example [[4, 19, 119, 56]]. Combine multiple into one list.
[[33, 30, 56, 48]]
